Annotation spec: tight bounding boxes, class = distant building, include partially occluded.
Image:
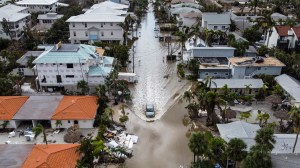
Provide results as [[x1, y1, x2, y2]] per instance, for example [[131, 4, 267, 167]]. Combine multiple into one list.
[[33, 43, 114, 92], [15, 0, 58, 13], [177, 11, 202, 27], [37, 13, 63, 31], [229, 57, 285, 79], [14, 51, 44, 76], [0, 4, 30, 40], [202, 13, 230, 31]]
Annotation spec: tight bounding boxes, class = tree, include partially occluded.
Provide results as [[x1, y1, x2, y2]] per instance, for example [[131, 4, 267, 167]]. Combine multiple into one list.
[[0, 78, 14, 96], [119, 115, 129, 125], [8, 72, 23, 95], [77, 80, 89, 95], [33, 123, 47, 144], [177, 63, 185, 78], [240, 112, 251, 121], [242, 26, 262, 45], [77, 137, 94, 168], [55, 120, 62, 129], [188, 59, 199, 79], [105, 107, 115, 123], [244, 144, 272, 168], [0, 121, 9, 130], [176, 27, 190, 58], [289, 106, 300, 153], [183, 90, 194, 103], [92, 139, 105, 159], [1, 18, 14, 46], [254, 126, 276, 151], [227, 138, 247, 168], [208, 137, 227, 166], [188, 132, 208, 163]]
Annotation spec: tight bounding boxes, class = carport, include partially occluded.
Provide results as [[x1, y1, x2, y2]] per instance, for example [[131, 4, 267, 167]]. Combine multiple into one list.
[[13, 96, 63, 128]]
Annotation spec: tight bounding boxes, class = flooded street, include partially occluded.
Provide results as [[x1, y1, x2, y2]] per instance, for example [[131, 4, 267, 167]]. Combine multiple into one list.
[[128, 4, 188, 120]]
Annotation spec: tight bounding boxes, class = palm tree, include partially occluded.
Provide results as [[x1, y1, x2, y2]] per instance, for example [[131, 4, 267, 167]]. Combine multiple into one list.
[[95, 84, 107, 97], [254, 126, 276, 151], [240, 112, 251, 121], [176, 27, 190, 58], [244, 84, 252, 95], [77, 137, 94, 167], [33, 123, 47, 144], [105, 107, 115, 123], [77, 80, 89, 95], [92, 139, 105, 161], [289, 106, 300, 153], [183, 90, 194, 103], [188, 132, 208, 163], [185, 103, 199, 119], [227, 138, 247, 168], [55, 120, 62, 129], [0, 121, 9, 130], [244, 144, 272, 168]]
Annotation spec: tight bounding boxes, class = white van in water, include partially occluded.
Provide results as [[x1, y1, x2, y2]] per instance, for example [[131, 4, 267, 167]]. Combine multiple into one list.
[[145, 103, 155, 118]]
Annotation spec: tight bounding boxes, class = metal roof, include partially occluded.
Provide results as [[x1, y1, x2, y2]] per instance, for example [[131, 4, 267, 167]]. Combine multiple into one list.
[[0, 4, 30, 22], [202, 12, 231, 24], [88, 66, 112, 76], [211, 79, 264, 89], [33, 44, 98, 64], [17, 51, 44, 65], [0, 144, 34, 168], [85, 6, 127, 15], [91, 1, 129, 10], [16, 0, 58, 5], [67, 13, 125, 23], [37, 13, 63, 20], [275, 74, 300, 102], [13, 96, 63, 120]]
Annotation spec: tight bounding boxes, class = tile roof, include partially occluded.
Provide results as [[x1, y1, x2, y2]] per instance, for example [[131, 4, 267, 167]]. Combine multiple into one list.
[[292, 27, 300, 38], [0, 96, 29, 120], [51, 96, 98, 120], [22, 144, 80, 168], [275, 26, 291, 36]]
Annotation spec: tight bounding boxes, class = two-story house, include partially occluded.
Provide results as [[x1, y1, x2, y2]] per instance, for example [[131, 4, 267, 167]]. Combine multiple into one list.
[[0, 4, 30, 40], [67, 14, 125, 44], [15, 0, 57, 13], [37, 12, 63, 31], [201, 13, 230, 31], [265, 26, 295, 51], [33, 43, 114, 92], [229, 56, 285, 79]]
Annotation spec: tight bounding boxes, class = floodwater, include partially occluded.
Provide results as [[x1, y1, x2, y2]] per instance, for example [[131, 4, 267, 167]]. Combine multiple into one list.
[[128, 3, 188, 120]]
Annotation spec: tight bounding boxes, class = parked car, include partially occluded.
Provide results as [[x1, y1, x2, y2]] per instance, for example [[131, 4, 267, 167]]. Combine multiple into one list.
[[145, 103, 155, 118]]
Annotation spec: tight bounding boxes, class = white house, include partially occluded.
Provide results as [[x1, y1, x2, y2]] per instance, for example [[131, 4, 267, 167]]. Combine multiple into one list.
[[202, 13, 231, 31], [15, 0, 58, 13], [275, 74, 300, 107], [37, 13, 63, 31], [33, 43, 114, 92], [90, 1, 129, 11], [51, 96, 98, 129], [14, 51, 44, 76], [0, 4, 30, 40], [67, 13, 125, 44], [177, 11, 202, 27], [229, 56, 285, 79], [265, 26, 295, 51]]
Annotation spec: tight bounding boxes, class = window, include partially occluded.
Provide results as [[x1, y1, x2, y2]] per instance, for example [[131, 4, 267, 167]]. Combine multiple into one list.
[[56, 75, 62, 83], [53, 63, 56, 65], [110, 23, 113, 26], [72, 23, 75, 27], [101, 24, 103, 27], [84, 23, 87, 27], [101, 32, 104, 36], [73, 31, 76, 36], [68, 120, 70, 123], [85, 31, 88, 36], [111, 31, 113, 35], [214, 72, 218, 75], [225, 72, 229, 75], [214, 26, 218, 30], [67, 64, 73, 68], [258, 67, 261, 70], [66, 75, 74, 78], [222, 26, 226, 30], [205, 73, 209, 76]]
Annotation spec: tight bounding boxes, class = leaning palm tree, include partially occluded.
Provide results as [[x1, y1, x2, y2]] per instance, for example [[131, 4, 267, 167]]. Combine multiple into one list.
[[289, 106, 300, 153], [175, 27, 190, 58], [33, 123, 47, 144], [227, 138, 247, 168]]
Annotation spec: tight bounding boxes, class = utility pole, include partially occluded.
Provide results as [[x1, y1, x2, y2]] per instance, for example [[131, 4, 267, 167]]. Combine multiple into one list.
[[133, 45, 135, 73]]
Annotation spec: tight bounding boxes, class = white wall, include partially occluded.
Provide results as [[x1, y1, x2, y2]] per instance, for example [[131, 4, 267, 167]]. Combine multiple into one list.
[[0, 17, 29, 40], [17, 3, 56, 13], [51, 120, 94, 128], [231, 66, 283, 78], [0, 120, 20, 128], [69, 22, 124, 44], [203, 24, 230, 31]]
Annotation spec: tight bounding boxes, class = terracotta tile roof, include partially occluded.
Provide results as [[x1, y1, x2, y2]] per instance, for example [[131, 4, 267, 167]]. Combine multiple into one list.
[[22, 144, 80, 168], [0, 96, 29, 120], [292, 27, 300, 37], [275, 26, 291, 36], [51, 96, 98, 120]]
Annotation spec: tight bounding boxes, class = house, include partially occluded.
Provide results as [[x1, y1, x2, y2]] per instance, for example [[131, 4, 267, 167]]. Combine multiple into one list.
[[67, 12, 125, 44], [37, 13, 63, 31], [177, 11, 202, 27], [230, 13, 261, 31], [275, 74, 300, 107], [12, 96, 63, 128], [271, 13, 288, 22], [32, 43, 114, 92], [229, 57, 285, 79], [190, 46, 235, 58], [0, 96, 29, 128], [265, 26, 293, 51], [201, 13, 230, 31], [170, 3, 202, 16], [0, 4, 31, 40], [51, 96, 98, 128], [15, 0, 58, 13], [210, 78, 264, 95], [0, 144, 34, 167], [198, 57, 231, 79], [171, 0, 195, 4], [14, 51, 44, 76], [22, 144, 80, 168], [90, 1, 129, 11], [217, 121, 300, 153]]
